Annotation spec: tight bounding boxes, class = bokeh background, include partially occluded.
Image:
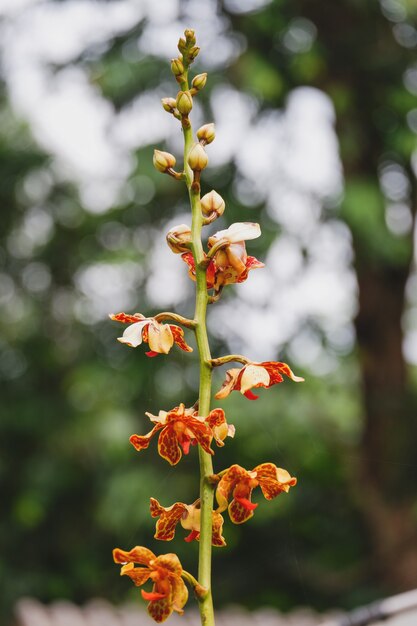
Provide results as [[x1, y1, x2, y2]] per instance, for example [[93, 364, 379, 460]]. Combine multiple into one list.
[[1, 0, 417, 623]]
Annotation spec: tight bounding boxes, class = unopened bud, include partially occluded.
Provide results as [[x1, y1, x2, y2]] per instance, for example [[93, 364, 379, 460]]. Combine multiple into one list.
[[178, 37, 187, 54], [166, 224, 192, 254], [201, 190, 225, 217], [153, 149, 176, 173], [187, 143, 208, 171], [161, 97, 177, 114], [188, 46, 200, 61], [184, 29, 196, 45], [197, 123, 215, 145], [171, 58, 184, 77], [176, 90, 193, 115], [192, 73, 207, 91]]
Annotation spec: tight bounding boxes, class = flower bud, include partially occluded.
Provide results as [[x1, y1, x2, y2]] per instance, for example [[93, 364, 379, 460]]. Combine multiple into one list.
[[184, 29, 196, 45], [187, 143, 208, 171], [171, 58, 184, 77], [177, 37, 187, 54], [188, 46, 200, 61], [201, 190, 225, 217], [166, 224, 192, 254], [197, 123, 215, 145], [153, 149, 176, 173], [161, 97, 177, 114], [192, 73, 207, 91], [176, 90, 193, 115]]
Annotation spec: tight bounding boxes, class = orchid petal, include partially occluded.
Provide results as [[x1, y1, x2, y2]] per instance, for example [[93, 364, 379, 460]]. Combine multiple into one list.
[[171, 576, 189, 614], [121, 563, 152, 586], [118, 320, 148, 347], [170, 325, 193, 352], [113, 546, 155, 566], [214, 368, 241, 399], [254, 463, 297, 499], [239, 364, 270, 394], [211, 512, 227, 547], [228, 497, 256, 524], [263, 361, 304, 383], [150, 498, 187, 541], [110, 312, 146, 324], [213, 222, 261, 244], [146, 588, 174, 623], [215, 465, 250, 512], [154, 553, 183, 576], [147, 321, 174, 354], [158, 425, 182, 466], [129, 423, 163, 453]]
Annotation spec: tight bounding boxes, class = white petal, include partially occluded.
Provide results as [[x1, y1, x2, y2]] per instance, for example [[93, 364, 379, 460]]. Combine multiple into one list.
[[117, 320, 148, 347], [146, 410, 168, 424], [213, 222, 261, 244]]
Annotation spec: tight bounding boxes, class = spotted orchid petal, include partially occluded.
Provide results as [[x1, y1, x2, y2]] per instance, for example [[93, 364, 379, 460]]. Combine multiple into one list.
[[211, 512, 227, 547], [170, 325, 193, 352], [157, 425, 183, 466], [254, 463, 297, 499], [150, 498, 187, 541], [263, 361, 305, 383], [120, 562, 152, 586], [130, 423, 164, 453], [113, 546, 156, 566], [154, 553, 183, 576]]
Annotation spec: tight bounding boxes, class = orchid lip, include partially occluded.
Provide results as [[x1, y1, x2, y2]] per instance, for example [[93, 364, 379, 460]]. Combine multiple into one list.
[[235, 496, 258, 511], [184, 529, 199, 543]]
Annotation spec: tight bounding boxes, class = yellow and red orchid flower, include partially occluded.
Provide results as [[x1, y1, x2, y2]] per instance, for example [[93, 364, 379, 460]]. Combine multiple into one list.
[[181, 251, 264, 292], [113, 546, 188, 623], [109, 312, 192, 357], [208, 222, 261, 274], [130, 404, 232, 466], [215, 361, 304, 400], [216, 463, 297, 524], [180, 223, 264, 294], [150, 497, 226, 547]]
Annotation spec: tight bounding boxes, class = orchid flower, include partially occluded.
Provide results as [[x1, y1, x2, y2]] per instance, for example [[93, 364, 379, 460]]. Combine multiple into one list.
[[216, 463, 297, 524], [129, 404, 233, 466], [110, 312, 192, 357], [180, 250, 264, 292], [113, 546, 188, 623], [150, 498, 226, 547], [208, 222, 261, 274], [215, 361, 304, 400]]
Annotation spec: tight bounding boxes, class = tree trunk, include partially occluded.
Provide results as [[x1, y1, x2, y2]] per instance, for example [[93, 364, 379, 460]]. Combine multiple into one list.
[[354, 262, 417, 589]]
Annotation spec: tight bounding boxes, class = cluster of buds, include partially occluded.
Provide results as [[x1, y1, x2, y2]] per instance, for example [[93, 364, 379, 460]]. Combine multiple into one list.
[[112, 29, 303, 625]]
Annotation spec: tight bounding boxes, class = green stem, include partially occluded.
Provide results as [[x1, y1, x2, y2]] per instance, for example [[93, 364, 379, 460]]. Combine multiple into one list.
[[182, 75, 216, 626]]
